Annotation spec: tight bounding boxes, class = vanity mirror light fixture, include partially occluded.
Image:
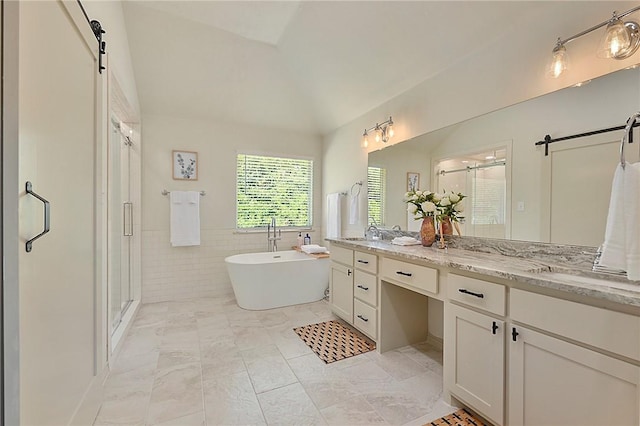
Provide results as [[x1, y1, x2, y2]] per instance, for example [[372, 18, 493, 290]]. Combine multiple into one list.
[[547, 5, 640, 79], [361, 116, 394, 148]]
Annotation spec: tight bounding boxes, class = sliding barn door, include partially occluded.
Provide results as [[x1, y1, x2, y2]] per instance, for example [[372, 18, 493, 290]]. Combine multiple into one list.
[[18, 1, 102, 424]]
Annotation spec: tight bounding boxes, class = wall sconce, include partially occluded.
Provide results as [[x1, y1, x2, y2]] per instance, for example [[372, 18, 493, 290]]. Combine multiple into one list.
[[547, 6, 640, 78], [361, 116, 394, 148]]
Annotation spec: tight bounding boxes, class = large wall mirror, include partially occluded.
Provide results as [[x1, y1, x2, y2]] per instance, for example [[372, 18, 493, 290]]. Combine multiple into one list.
[[368, 67, 640, 247]]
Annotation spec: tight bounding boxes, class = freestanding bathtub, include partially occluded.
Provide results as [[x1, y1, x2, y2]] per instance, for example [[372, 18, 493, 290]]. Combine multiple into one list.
[[225, 250, 330, 310]]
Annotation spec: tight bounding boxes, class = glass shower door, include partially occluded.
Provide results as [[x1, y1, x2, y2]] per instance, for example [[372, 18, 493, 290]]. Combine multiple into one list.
[[109, 118, 133, 333]]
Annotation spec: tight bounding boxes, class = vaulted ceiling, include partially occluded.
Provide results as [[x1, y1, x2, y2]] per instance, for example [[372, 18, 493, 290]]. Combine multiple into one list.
[[122, 1, 638, 135]]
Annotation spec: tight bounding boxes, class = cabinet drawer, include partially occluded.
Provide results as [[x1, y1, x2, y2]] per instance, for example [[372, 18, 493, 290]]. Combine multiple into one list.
[[354, 251, 377, 273], [354, 270, 377, 307], [380, 257, 438, 296], [330, 244, 353, 266], [511, 289, 640, 362], [448, 274, 506, 316], [354, 299, 377, 340]]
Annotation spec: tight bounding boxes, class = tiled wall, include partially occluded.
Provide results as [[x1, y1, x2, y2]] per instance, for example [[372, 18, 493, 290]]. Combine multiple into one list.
[[142, 229, 322, 303]]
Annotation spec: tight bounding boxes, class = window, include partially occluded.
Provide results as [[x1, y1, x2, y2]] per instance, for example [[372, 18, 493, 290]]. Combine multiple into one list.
[[236, 154, 313, 229], [367, 166, 386, 226]]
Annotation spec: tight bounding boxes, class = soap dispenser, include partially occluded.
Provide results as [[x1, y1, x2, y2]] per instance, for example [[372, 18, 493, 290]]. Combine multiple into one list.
[[297, 232, 304, 248], [304, 233, 311, 245]]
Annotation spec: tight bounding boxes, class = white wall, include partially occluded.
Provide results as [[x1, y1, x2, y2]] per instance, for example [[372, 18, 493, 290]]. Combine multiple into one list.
[[141, 114, 323, 303]]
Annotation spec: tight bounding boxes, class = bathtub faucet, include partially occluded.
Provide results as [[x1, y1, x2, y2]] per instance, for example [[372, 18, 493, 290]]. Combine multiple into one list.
[[267, 217, 281, 252]]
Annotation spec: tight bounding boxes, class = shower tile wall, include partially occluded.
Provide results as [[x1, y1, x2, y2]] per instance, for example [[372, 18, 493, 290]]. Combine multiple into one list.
[[142, 229, 322, 303]]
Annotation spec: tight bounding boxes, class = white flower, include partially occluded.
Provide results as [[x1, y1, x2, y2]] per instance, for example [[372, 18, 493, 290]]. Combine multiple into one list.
[[432, 192, 442, 202], [440, 197, 451, 207], [415, 190, 423, 196], [404, 192, 412, 201], [407, 203, 418, 214], [454, 202, 464, 212], [422, 190, 432, 196], [410, 194, 419, 201], [421, 201, 436, 213], [449, 193, 460, 203]]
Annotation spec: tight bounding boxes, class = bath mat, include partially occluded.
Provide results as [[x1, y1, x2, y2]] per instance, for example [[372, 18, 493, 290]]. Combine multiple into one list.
[[426, 408, 488, 426], [293, 320, 376, 364]]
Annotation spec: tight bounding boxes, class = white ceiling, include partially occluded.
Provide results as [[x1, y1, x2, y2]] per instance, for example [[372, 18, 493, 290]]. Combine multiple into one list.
[[121, 1, 634, 136]]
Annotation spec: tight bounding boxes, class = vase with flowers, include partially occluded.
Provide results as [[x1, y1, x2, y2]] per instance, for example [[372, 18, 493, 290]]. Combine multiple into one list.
[[404, 190, 438, 246], [434, 191, 466, 236]]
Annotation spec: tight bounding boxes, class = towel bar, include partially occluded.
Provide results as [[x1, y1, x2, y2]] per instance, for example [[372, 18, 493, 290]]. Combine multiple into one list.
[[162, 189, 205, 196]]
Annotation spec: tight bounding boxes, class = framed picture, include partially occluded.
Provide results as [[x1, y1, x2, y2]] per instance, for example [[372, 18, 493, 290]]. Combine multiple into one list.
[[172, 150, 198, 180], [407, 172, 420, 191]]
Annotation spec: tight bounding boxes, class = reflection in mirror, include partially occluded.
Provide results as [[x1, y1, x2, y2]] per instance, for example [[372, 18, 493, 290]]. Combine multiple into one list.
[[368, 67, 640, 246], [435, 148, 508, 239]]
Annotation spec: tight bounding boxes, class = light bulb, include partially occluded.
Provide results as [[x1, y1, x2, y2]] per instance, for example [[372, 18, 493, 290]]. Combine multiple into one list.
[[361, 131, 369, 148], [375, 128, 381, 143], [388, 124, 394, 139], [598, 15, 631, 58], [546, 42, 568, 78]]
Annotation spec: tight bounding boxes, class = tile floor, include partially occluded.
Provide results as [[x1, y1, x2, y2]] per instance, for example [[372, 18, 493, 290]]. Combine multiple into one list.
[[93, 294, 457, 425]]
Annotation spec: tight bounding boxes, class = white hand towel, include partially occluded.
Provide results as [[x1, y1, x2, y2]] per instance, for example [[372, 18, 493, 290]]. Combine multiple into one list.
[[301, 245, 328, 254], [326, 193, 342, 239], [170, 191, 201, 247], [349, 194, 359, 225], [599, 164, 626, 271], [391, 236, 421, 246], [625, 163, 640, 280]]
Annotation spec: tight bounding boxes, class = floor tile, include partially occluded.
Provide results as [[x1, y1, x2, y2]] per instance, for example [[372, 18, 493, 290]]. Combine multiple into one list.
[[147, 363, 203, 424], [320, 395, 387, 425], [257, 382, 325, 425], [202, 370, 266, 425]]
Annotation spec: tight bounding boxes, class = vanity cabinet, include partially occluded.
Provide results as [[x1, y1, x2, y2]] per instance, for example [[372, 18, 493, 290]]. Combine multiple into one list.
[[329, 245, 354, 324], [508, 289, 640, 426], [329, 245, 379, 339], [445, 274, 506, 426]]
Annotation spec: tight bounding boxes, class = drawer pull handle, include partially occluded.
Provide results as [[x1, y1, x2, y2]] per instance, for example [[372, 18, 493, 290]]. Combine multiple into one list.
[[357, 314, 369, 322], [512, 327, 519, 342], [357, 259, 369, 264], [347, 269, 352, 276], [458, 288, 484, 299], [357, 285, 369, 291], [492, 321, 499, 335], [396, 271, 413, 277]]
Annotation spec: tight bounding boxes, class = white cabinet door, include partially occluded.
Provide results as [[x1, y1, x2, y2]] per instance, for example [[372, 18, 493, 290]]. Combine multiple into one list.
[[509, 325, 640, 426], [330, 262, 353, 323], [445, 303, 504, 425], [18, 1, 102, 424]]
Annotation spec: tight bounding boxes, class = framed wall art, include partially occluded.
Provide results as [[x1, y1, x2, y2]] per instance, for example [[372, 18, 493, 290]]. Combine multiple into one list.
[[407, 172, 420, 191], [172, 150, 198, 180]]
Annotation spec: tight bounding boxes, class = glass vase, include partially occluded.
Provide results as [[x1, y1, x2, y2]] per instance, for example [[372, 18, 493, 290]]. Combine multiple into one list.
[[440, 217, 454, 235]]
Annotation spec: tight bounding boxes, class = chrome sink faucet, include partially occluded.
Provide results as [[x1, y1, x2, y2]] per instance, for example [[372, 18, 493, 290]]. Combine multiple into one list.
[[267, 217, 281, 252], [366, 224, 381, 240]]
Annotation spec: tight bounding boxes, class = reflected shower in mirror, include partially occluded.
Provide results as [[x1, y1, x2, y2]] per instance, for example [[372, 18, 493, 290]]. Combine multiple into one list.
[[368, 67, 640, 246]]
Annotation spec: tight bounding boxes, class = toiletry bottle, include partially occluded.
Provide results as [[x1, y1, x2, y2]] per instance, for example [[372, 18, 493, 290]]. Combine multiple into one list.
[[304, 233, 311, 245], [297, 232, 303, 248]]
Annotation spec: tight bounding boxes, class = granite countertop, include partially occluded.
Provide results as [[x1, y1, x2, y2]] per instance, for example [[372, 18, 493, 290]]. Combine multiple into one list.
[[326, 237, 640, 309]]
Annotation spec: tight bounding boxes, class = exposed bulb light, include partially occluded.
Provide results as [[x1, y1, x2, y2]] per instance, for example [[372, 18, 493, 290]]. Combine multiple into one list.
[[598, 13, 633, 58], [360, 116, 394, 147], [485, 155, 496, 160], [361, 130, 369, 148], [546, 40, 569, 78]]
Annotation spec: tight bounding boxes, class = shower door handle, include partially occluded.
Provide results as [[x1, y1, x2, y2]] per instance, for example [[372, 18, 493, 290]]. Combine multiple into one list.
[[25, 181, 51, 252], [123, 202, 133, 236]]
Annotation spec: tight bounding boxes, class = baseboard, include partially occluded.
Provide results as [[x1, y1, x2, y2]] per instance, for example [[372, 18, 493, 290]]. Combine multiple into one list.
[[69, 365, 108, 426], [426, 333, 443, 351]]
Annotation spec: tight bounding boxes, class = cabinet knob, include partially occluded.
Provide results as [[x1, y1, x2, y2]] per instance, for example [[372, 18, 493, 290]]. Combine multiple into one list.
[[492, 321, 499, 335], [357, 285, 369, 291], [357, 314, 369, 322], [347, 269, 352, 276], [512, 327, 519, 342]]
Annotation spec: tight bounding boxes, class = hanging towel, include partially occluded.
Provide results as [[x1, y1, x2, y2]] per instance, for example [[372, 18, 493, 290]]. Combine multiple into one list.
[[625, 163, 640, 280], [349, 194, 359, 225], [170, 191, 201, 247], [599, 164, 626, 271], [326, 193, 342, 239]]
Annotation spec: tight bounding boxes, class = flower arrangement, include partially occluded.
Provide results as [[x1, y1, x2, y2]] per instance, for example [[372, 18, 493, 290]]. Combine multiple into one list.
[[404, 190, 438, 219], [404, 189, 465, 221]]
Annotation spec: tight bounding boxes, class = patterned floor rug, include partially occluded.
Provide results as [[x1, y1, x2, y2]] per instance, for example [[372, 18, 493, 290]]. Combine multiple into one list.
[[427, 408, 489, 426], [293, 319, 376, 364]]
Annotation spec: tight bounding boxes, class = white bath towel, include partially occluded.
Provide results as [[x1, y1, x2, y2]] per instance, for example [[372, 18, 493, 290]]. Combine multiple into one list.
[[326, 193, 342, 239], [301, 244, 328, 254], [599, 162, 640, 280], [170, 191, 201, 247], [625, 163, 640, 280], [349, 194, 359, 225]]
